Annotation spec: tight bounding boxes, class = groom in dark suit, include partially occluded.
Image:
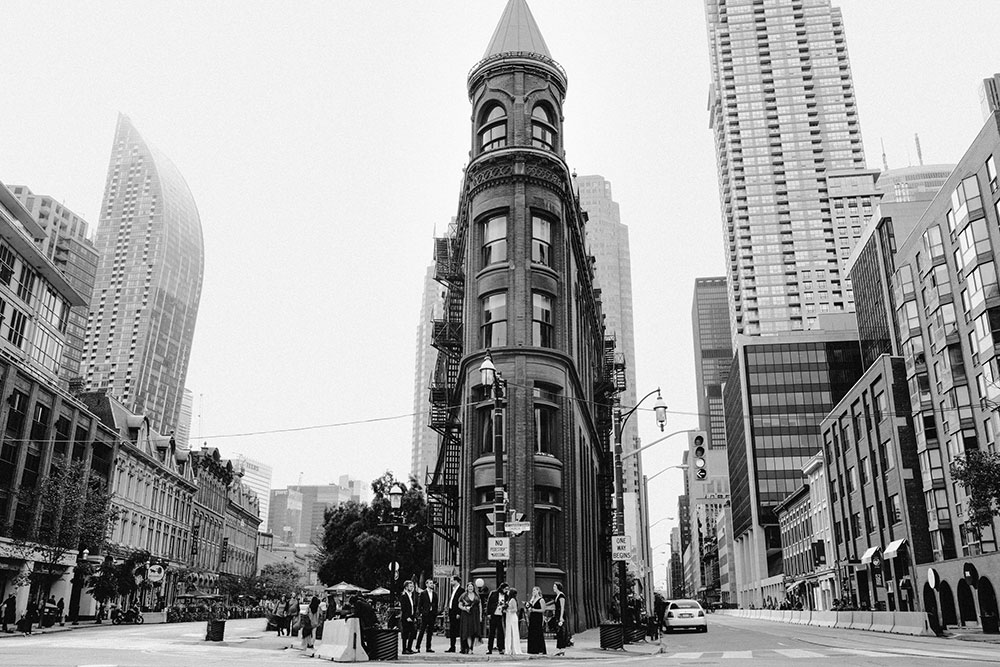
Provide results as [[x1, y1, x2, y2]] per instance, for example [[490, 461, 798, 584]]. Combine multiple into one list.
[[445, 575, 463, 652], [486, 582, 509, 654], [415, 579, 439, 652], [399, 580, 417, 654]]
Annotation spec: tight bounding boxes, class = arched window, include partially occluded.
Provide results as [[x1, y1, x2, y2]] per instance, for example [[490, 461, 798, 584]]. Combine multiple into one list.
[[531, 105, 557, 151], [479, 105, 507, 152]]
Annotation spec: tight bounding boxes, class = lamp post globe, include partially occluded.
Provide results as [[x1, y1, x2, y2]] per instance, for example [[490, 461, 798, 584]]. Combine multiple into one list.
[[389, 484, 404, 511], [654, 392, 668, 431], [480, 351, 497, 387]]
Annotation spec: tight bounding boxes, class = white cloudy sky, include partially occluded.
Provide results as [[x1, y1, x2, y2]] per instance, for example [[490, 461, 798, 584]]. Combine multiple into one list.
[[1, 1, 997, 575]]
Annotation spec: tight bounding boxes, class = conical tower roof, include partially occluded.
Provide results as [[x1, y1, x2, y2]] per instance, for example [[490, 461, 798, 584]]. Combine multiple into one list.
[[483, 0, 551, 59]]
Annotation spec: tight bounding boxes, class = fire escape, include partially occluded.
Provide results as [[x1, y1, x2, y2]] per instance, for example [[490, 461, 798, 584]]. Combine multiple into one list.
[[595, 335, 618, 558], [426, 216, 467, 548]]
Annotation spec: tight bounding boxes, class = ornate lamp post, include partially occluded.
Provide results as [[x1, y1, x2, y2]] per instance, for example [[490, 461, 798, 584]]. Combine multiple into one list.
[[613, 388, 667, 629], [480, 349, 506, 587]]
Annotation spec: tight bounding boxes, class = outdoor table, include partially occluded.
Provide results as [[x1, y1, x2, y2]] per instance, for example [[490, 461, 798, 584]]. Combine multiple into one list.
[[315, 617, 368, 662]]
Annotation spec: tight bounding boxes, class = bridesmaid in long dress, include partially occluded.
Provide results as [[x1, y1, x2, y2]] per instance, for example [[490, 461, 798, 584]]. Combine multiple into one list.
[[526, 587, 547, 655], [503, 589, 523, 655], [458, 582, 481, 655]]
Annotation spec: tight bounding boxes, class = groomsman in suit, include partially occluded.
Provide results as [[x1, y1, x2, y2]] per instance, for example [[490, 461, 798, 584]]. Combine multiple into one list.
[[445, 575, 463, 652], [415, 579, 439, 652], [486, 582, 509, 654], [399, 580, 417, 654]]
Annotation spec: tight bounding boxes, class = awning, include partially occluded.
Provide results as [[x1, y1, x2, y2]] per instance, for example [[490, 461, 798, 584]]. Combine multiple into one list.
[[861, 546, 880, 564], [884, 539, 907, 559]]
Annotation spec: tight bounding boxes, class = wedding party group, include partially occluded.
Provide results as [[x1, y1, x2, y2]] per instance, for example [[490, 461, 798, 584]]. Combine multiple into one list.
[[396, 576, 572, 657]]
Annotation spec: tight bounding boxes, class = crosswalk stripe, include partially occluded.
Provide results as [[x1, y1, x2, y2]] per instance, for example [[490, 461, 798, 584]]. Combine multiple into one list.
[[834, 648, 920, 658], [721, 650, 754, 659], [669, 652, 703, 659], [774, 649, 826, 658]]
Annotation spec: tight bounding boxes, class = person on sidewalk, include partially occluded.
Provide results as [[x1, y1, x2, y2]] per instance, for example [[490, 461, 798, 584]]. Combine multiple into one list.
[[458, 582, 482, 654], [415, 579, 438, 653], [526, 587, 547, 655], [2, 594, 15, 633], [350, 595, 378, 659], [486, 583, 508, 654], [299, 596, 321, 653], [56, 598, 65, 627], [552, 582, 571, 655], [445, 575, 463, 653], [503, 589, 523, 655], [399, 580, 418, 654]]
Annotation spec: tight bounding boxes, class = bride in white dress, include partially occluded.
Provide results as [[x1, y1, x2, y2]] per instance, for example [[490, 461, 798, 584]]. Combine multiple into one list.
[[504, 588, 523, 655]]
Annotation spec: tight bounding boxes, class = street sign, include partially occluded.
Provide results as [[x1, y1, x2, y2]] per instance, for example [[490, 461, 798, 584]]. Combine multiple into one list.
[[487, 537, 510, 561], [506, 521, 531, 534], [433, 564, 457, 578], [612, 535, 632, 561], [147, 564, 165, 583]]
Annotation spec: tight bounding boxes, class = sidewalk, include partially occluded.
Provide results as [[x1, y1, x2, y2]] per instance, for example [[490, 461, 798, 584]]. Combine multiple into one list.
[[0, 621, 118, 639], [944, 627, 1000, 645]]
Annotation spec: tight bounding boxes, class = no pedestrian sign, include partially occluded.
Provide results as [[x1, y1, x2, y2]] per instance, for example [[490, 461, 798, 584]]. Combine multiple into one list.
[[488, 537, 510, 561], [612, 535, 632, 561]]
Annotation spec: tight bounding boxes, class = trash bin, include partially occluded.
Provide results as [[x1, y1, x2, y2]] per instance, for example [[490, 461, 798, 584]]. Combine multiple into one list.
[[373, 628, 399, 660], [599, 622, 624, 650], [982, 612, 999, 635], [205, 619, 226, 641]]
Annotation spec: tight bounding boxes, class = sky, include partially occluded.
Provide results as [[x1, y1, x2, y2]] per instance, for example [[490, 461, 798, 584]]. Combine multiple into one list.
[[1, 1, 998, 580]]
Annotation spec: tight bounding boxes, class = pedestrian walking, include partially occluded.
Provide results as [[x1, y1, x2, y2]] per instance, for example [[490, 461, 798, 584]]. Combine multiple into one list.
[[415, 579, 438, 653], [56, 598, 65, 626], [486, 583, 508, 654], [503, 589, 523, 655], [526, 586, 547, 655], [299, 596, 321, 652], [552, 582, 571, 654], [445, 575, 462, 653], [272, 596, 286, 636], [2, 594, 15, 633], [458, 582, 481, 655], [315, 597, 328, 643], [399, 580, 417, 654]]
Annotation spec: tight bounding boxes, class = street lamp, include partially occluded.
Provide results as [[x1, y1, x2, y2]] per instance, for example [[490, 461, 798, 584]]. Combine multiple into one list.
[[613, 388, 666, 628], [480, 349, 506, 587]]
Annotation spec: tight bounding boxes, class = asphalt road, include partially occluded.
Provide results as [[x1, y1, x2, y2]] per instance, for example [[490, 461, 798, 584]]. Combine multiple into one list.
[[1, 614, 999, 666]]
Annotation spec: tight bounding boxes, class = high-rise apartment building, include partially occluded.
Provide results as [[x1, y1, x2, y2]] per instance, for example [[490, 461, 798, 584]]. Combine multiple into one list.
[[705, 0, 867, 337], [83, 114, 204, 435], [232, 452, 273, 532], [980, 73, 1000, 121], [411, 263, 445, 482], [175, 388, 194, 450], [576, 174, 649, 595], [426, 0, 616, 630], [9, 186, 99, 384]]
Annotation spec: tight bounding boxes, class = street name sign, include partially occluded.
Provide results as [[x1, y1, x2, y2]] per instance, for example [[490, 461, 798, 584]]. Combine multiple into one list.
[[612, 535, 632, 561], [488, 537, 510, 561], [506, 521, 531, 533]]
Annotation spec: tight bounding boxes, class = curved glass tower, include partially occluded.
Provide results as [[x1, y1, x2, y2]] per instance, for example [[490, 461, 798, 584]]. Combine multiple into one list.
[[84, 114, 204, 436]]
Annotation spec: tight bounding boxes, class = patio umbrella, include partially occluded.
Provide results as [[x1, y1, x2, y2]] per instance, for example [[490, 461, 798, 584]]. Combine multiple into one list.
[[368, 587, 391, 597], [325, 582, 368, 593]]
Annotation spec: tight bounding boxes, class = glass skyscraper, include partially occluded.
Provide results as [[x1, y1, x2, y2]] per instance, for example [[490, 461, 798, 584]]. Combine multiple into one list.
[[84, 114, 204, 436], [705, 0, 867, 337]]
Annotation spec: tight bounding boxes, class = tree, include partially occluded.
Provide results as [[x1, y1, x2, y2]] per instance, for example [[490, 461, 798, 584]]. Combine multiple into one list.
[[218, 573, 259, 601], [8, 456, 119, 598], [950, 449, 1000, 531], [314, 472, 432, 591], [257, 563, 303, 599], [87, 561, 119, 606]]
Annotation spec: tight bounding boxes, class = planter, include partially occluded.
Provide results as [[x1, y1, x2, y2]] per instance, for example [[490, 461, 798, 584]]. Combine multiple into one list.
[[373, 627, 399, 660], [205, 619, 226, 642], [626, 625, 646, 643], [599, 622, 624, 650]]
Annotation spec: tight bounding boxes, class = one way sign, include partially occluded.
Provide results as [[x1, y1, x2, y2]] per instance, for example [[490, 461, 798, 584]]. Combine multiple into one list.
[[612, 535, 632, 561], [487, 510, 526, 536]]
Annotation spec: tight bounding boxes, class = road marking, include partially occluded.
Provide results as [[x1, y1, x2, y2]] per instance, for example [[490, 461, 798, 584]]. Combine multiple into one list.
[[774, 649, 825, 658], [721, 650, 753, 659], [670, 652, 703, 659]]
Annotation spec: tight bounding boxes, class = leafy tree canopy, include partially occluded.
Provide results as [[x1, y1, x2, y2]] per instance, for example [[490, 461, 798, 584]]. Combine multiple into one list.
[[314, 472, 432, 591], [950, 449, 1000, 531], [257, 562, 303, 599]]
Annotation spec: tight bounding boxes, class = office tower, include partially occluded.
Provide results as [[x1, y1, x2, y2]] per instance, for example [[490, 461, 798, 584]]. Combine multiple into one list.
[[876, 165, 953, 204], [83, 114, 205, 435], [174, 388, 194, 450], [269, 488, 303, 545], [692, 277, 733, 449], [233, 452, 273, 532], [576, 174, 649, 596], [724, 317, 863, 605], [283, 481, 363, 545], [669, 525, 685, 599], [426, 0, 615, 629], [888, 111, 1000, 623], [705, 0, 867, 337], [411, 263, 445, 482], [9, 186, 99, 384]]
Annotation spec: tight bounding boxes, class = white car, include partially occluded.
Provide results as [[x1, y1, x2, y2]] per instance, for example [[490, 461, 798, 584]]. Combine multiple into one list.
[[663, 599, 708, 632]]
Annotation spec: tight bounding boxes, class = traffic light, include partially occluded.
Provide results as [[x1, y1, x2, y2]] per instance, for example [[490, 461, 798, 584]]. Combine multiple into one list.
[[689, 431, 708, 480]]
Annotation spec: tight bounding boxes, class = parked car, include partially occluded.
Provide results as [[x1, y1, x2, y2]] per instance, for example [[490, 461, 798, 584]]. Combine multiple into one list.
[[663, 599, 707, 633]]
